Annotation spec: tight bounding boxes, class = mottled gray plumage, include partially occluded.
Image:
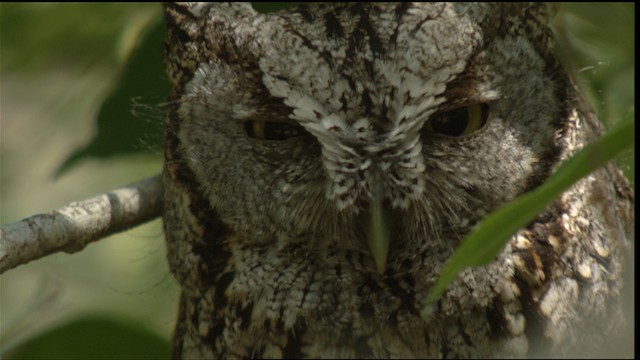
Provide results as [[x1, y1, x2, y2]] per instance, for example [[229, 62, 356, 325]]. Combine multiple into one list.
[[161, 3, 633, 358]]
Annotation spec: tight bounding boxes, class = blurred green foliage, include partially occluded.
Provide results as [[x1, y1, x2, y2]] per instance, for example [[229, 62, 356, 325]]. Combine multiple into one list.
[[552, 3, 635, 184], [554, 3, 635, 124], [3, 315, 170, 359], [56, 19, 171, 176], [1, 3, 159, 73]]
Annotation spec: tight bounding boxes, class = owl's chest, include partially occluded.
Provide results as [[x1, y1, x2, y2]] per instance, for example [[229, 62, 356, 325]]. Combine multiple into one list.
[[178, 250, 521, 358]]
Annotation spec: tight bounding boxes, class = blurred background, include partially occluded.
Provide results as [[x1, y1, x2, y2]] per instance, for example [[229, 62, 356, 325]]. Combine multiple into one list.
[[0, 3, 634, 358]]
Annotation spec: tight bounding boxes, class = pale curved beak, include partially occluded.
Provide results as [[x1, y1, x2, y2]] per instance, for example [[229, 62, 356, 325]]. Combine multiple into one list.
[[357, 177, 392, 274]]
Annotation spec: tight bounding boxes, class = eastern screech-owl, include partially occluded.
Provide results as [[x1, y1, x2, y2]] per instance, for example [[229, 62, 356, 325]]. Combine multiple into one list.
[[161, 3, 633, 358]]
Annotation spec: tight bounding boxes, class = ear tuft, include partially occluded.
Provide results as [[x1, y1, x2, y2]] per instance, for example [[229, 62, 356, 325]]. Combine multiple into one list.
[[163, 3, 203, 87], [162, 3, 259, 87]]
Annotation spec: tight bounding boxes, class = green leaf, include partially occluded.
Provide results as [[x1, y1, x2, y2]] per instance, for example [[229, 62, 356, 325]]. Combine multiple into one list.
[[0, 4, 156, 73], [2, 314, 170, 359], [423, 114, 634, 314], [56, 19, 170, 176]]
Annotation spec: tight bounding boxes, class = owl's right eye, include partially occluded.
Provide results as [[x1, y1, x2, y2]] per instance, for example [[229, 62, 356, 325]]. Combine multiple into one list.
[[424, 103, 489, 137], [244, 120, 309, 141]]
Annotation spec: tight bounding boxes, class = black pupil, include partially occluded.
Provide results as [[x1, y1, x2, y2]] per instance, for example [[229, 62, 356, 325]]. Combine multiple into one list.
[[431, 108, 469, 136]]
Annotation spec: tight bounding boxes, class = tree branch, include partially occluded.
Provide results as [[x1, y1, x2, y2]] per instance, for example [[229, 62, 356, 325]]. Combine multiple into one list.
[[0, 174, 163, 274]]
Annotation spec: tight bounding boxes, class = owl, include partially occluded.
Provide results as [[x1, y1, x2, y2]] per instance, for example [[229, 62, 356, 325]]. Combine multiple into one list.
[[161, 3, 633, 358]]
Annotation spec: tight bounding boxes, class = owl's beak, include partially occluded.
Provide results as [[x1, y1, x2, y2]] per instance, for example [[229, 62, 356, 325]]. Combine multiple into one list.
[[358, 178, 392, 275]]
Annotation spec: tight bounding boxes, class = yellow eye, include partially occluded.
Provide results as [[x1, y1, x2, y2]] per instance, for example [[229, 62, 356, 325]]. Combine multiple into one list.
[[425, 104, 489, 137], [244, 121, 309, 140]]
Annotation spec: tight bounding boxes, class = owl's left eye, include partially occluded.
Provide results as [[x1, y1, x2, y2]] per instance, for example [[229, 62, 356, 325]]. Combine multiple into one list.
[[424, 103, 489, 137], [244, 121, 309, 140]]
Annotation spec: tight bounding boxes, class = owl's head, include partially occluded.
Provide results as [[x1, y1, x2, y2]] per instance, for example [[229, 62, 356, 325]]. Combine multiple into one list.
[[164, 3, 569, 275]]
